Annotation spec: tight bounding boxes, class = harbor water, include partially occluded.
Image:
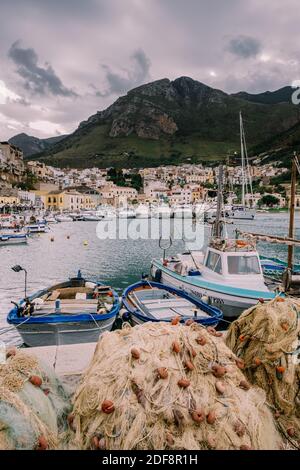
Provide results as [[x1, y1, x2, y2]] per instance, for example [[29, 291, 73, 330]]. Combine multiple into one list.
[[0, 212, 299, 345]]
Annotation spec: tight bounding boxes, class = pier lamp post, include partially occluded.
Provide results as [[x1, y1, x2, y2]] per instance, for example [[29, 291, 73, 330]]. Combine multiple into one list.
[[11, 265, 28, 298]]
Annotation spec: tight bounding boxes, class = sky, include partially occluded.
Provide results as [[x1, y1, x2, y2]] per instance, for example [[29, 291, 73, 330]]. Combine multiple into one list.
[[1, 0, 300, 140]]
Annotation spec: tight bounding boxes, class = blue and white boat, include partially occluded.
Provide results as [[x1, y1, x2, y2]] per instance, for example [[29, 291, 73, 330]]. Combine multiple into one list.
[[0, 232, 28, 246], [122, 280, 223, 326], [26, 223, 49, 234], [260, 255, 300, 279], [150, 238, 281, 318], [7, 271, 120, 347]]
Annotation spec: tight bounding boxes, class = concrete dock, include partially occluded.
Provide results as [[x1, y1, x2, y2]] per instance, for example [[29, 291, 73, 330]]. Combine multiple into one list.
[[28, 342, 97, 390]]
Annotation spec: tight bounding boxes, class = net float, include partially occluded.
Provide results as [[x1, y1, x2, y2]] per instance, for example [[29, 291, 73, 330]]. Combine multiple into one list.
[[171, 316, 180, 325], [234, 422, 246, 437], [91, 435, 99, 450], [235, 358, 245, 370], [29, 375, 43, 387], [131, 348, 140, 359], [157, 367, 168, 379], [184, 360, 194, 371], [185, 319, 194, 326], [37, 435, 48, 450], [101, 400, 115, 414], [196, 335, 207, 346], [253, 357, 262, 367], [211, 364, 226, 378], [98, 438, 106, 450], [190, 348, 197, 358], [191, 409, 205, 424], [206, 410, 216, 425], [178, 378, 190, 388], [239, 380, 251, 391], [276, 297, 285, 302], [287, 427, 295, 438], [166, 433, 175, 446], [67, 413, 76, 431], [240, 445, 252, 450], [215, 381, 225, 395], [172, 341, 181, 353], [6, 347, 17, 358], [276, 366, 285, 374]]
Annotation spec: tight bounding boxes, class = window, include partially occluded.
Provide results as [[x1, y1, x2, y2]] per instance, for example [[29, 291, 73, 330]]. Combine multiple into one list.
[[228, 256, 261, 275], [48, 197, 51, 203], [205, 251, 222, 274]]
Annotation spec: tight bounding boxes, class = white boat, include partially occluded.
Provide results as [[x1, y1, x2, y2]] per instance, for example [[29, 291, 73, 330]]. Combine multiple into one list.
[[26, 224, 49, 234], [135, 204, 151, 219], [173, 204, 193, 218], [225, 204, 256, 220], [194, 202, 213, 219], [95, 207, 116, 220], [0, 232, 28, 246], [44, 215, 57, 224], [153, 203, 172, 219], [118, 207, 136, 219], [55, 214, 73, 222], [150, 238, 279, 318], [83, 213, 104, 221]]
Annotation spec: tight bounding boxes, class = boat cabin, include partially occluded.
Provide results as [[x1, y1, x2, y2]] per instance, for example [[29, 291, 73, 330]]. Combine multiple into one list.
[[166, 239, 267, 290]]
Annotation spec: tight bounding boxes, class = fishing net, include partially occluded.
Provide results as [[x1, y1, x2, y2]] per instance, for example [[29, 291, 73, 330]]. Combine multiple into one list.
[[0, 348, 71, 450], [68, 321, 283, 450], [225, 297, 300, 449]]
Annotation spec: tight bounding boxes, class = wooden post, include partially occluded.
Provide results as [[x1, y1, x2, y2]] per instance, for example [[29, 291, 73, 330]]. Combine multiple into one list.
[[287, 155, 297, 269]]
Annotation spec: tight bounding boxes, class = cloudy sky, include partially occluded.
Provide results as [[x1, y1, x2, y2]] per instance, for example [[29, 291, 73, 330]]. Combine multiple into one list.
[[1, 0, 300, 140]]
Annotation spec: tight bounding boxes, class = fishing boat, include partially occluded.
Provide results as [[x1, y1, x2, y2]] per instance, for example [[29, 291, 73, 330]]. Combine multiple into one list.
[[0, 232, 28, 246], [122, 280, 222, 326], [7, 271, 120, 347], [150, 166, 279, 318], [83, 213, 104, 221], [26, 223, 49, 234], [55, 214, 73, 222]]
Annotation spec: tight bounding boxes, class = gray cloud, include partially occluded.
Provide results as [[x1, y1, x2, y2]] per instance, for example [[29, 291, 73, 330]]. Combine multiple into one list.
[[98, 49, 151, 96], [227, 35, 262, 59], [8, 41, 77, 97]]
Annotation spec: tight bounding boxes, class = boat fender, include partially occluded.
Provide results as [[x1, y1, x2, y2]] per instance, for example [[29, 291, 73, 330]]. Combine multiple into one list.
[[201, 295, 209, 304], [122, 311, 131, 322], [154, 269, 162, 283]]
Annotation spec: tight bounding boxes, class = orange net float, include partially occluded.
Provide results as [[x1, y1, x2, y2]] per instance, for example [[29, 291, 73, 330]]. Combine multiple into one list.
[[236, 240, 248, 248]]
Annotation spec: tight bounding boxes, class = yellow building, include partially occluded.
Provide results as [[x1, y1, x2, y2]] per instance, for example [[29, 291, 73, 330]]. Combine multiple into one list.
[[0, 195, 20, 206]]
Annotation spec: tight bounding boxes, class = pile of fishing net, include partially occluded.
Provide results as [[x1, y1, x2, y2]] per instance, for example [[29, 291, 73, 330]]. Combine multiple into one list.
[[226, 297, 300, 449], [68, 321, 283, 450], [0, 348, 71, 450]]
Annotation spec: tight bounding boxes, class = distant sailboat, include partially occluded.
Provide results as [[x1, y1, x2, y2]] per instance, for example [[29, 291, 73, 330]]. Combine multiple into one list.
[[225, 112, 256, 220]]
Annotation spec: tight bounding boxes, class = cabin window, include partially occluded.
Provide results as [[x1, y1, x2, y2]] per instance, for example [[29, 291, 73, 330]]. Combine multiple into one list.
[[227, 255, 261, 275], [205, 251, 222, 274]]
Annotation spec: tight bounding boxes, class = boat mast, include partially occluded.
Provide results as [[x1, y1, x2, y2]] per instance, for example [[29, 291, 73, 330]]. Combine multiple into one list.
[[240, 111, 245, 207], [214, 164, 223, 238], [287, 154, 297, 269]]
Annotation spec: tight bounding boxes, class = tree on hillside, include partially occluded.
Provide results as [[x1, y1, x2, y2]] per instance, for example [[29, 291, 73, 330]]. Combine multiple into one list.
[[258, 194, 280, 207]]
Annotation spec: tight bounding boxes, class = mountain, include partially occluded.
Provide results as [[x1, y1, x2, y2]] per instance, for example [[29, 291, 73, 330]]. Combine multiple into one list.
[[24, 77, 300, 168], [9, 133, 66, 157], [231, 86, 295, 105]]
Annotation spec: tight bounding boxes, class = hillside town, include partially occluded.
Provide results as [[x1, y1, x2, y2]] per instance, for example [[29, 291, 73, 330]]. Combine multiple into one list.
[[0, 140, 295, 212]]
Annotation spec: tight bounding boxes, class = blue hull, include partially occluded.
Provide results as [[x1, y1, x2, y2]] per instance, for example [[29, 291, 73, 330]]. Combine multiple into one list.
[[122, 280, 223, 326]]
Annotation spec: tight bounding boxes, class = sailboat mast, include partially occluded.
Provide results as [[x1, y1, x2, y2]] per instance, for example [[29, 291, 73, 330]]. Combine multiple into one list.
[[214, 164, 223, 238], [240, 112, 245, 206], [287, 154, 297, 269]]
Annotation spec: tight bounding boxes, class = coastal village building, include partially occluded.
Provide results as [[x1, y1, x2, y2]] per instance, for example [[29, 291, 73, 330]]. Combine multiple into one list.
[[0, 141, 25, 183]]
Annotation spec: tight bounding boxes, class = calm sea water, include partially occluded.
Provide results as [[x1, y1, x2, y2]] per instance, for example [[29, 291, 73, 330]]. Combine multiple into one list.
[[0, 212, 299, 345]]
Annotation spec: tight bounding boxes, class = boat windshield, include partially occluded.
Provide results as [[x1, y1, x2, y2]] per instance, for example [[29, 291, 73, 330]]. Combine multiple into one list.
[[227, 255, 261, 275], [205, 251, 222, 274]]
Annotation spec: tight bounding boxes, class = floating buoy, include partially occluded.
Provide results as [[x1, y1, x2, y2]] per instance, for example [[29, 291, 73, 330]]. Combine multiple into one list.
[[50, 236, 54, 242], [83, 240, 88, 246], [67, 235, 70, 239]]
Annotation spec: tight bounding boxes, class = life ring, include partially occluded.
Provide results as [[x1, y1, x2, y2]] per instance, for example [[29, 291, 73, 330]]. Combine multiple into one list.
[[236, 240, 248, 248]]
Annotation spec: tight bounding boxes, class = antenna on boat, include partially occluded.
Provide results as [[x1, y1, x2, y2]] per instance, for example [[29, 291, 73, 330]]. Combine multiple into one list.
[[159, 236, 173, 262], [11, 265, 27, 298], [287, 153, 297, 270], [212, 163, 226, 239]]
